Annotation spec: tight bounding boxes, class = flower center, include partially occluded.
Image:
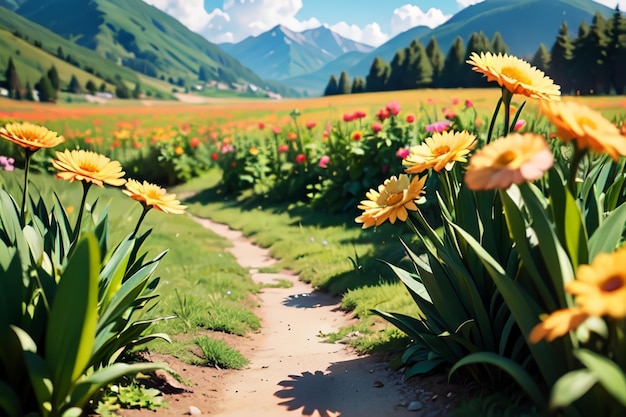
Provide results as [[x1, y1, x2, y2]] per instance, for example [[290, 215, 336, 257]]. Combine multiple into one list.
[[433, 145, 451, 157], [494, 150, 518, 168], [501, 66, 532, 85], [80, 162, 99, 173], [600, 275, 624, 292], [577, 116, 597, 130], [385, 192, 403, 206]]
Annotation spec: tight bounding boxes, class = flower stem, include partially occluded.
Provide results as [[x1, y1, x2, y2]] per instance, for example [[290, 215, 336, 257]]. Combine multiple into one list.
[[72, 181, 92, 244], [486, 97, 503, 144], [567, 146, 587, 197], [19, 149, 32, 227], [501, 88, 514, 137], [130, 205, 151, 239]]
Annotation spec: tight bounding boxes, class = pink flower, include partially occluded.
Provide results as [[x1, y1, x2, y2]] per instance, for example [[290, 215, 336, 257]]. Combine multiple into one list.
[[376, 109, 389, 121], [318, 155, 330, 168], [272, 126, 281, 135], [258, 122, 265, 130], [386, 100, 401, 116], [371, 122, 382, 133], [451, 97, 459, 105], [343, 113, 356, 122], [406, 114, 415, 123], [443, 107, 457, 120], [305, 120, 317, 130], [295, 153, 306, 164], [278, 144, 289, 153], [514, 119, 526, 131], [221, 143, 234, 153], [322, 131, 329, 140], [465, 99, 474, 109], [354, 111, 367, 119], [396, 147, 410, 159], [425, 120, 452, 133]]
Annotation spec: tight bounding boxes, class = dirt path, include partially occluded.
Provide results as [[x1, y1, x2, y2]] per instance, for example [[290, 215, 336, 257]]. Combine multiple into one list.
[[121, 216, 461, 417]]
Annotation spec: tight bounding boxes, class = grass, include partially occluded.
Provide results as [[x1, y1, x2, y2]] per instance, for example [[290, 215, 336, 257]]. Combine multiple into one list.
[[193, 336, 249, 369]]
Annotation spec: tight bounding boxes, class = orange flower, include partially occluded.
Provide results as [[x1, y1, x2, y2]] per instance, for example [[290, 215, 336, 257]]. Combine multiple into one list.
[[175, 146, 184, 155], [529, 307, 589, 343], [355, 174, 426, 229], [52, 150, 126, 187], [249, 146, 259, 156], [467, 52, 561, 101], [287, 132, 298, 141], [404, 130, 476, 174], [541, 100, 626, 160], [566, 247, 626, 319], [464, 133, 553, 190], [123, 179, 186, 214], [0, 122, 65, 151]]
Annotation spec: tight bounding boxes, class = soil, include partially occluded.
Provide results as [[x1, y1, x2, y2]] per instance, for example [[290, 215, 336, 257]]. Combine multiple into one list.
[[118, 217, 467, 417]]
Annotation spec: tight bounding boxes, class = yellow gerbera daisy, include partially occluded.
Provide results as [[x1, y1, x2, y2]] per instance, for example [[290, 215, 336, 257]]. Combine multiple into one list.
[[52, 149, 126, 187], [464, 133, 553, 190], [541, 100, 626, 160], [529, 307, 589, 343], [123, 179, 186, 214], [355, 174, 426, 229], [466, 52, 561, 101], [0, 122, 65, 151], [566, 247, 626, 319], [404, 130, 477, 174]]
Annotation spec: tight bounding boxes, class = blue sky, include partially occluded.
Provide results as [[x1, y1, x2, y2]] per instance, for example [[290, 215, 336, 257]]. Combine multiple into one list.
[[143, 0, 625, 46]]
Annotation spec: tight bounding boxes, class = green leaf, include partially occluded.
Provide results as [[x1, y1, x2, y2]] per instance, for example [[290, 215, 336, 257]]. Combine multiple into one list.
[[405, 358, 446, 379], [0, 380, 22, 417], [45, 234, 100, 407], [550, 368, 598, 410], [450, 352, 546, 407], [575, 349, 626, 407], [99, 238, 134, 311], [588, 202, 626, 260]]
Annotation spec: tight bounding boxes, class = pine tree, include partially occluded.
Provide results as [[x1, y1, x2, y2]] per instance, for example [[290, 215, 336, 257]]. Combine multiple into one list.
[[572, 15, 608, 94], [24, 80, 34, 101], [351, 77, 366, 93], [132, 81, 142, 99], [337, 71, 352, 95], [441, 36, 466, 88], [406, 41, 433, 88], [85, 80, 96, 94], [426, 37, 445, 87], [47, 65, 60, 91], [198, 66, 208, 82], [606, 5, 626, 94], [464, 31, 491, 87], [531, 43, 551, 73], [4, 57, 22, 99], [388, 48, 408, 90], [99, 82, 107, 92], [490, 32, 509, 55], [323, 75, 339, 96], [549, 21, 575, 94], [365, 57, 390, 92], [114, 78, 130, 99], [36, 74, 55, 102], [68, 74, 81, 93]]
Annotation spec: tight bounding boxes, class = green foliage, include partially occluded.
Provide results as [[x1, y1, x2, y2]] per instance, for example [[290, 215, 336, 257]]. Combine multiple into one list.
[[94, 382, 164, 414], [193, 336, 249, 369]]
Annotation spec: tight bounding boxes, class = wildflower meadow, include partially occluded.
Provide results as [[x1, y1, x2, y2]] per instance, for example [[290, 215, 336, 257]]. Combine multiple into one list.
[[1, 51, 626, 416]]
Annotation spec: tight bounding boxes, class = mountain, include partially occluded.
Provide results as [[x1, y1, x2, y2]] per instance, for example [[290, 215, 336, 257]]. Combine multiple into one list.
[[345, 0, 615, 80], [12, 0, 269, 91], [220, 25, 374, 81]]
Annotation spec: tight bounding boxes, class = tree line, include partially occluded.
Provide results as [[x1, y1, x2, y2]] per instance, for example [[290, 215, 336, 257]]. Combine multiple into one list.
[[324, 6, 626, 96]]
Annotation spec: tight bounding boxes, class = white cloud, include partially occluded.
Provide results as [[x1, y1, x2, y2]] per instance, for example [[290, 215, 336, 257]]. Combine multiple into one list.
[[593, 0, 626, 9], [456, 0, 484, 8], [390, 4, 451, 34], [329, 22, 389, 47]]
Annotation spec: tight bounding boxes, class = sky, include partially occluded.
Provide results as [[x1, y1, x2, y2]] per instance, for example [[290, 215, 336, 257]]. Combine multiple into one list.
[[142, 0, 626, 47]]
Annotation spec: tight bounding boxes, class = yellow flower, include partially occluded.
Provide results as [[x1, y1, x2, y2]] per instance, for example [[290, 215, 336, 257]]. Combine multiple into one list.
[[175, 146, 184, 155], [466, 52, 561, 101], [541, 100, 626, 160], [566, 247, 626, 319], [404, 130, 476, 174], [464, 133, 553, 190], [123, 179, 186, 214], [52, 150, 126, 187], [529, 307, 589, 343], [249, 146, 259, 156], [0, 122, 65, 151], [355, 174, 426, 229]]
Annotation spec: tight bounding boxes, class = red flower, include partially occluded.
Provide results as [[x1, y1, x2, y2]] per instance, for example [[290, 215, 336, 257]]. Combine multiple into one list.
[[305, 121, 317, 130], [465, 99, 474, 109], [354, 111, 367, 119], [278, 144, 289, 153], [376, 108, 390, 121], [211, 152, 219, 161], [351, 131, 363, 141], [190, 137, 201, 148], [371, 122, 382, 133], [272, 126, 281, 135], [406, 114, 415, 123], [343, 113, 356, 122], [386, 100, 401, 116], [287, 132, 298, 141], [295, 153, 306, 164], [258, 122, 266, 130]]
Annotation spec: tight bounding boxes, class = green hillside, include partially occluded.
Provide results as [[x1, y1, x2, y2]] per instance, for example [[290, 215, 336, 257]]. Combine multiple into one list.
[[14, 0, 266, 89]]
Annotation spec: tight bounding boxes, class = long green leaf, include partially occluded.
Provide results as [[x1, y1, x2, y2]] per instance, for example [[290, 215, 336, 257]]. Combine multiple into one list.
[[449, 352, 546, 407], [575, 349, 626, 407], [99, 238, 134, 311], [588, 202, 626, 260], [45, 234, 100, 407], [0, 380, 22, 417]]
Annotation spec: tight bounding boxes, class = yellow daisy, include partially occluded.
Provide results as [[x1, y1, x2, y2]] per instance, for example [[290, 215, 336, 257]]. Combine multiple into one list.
[[123, 179, 186, 214], [466, 52, 561, 101], [464, 133, 553, 190], [355, 174, 426, 229], [541, 100, 626, 160], [404, 130, 476, 174], [566, 247, 626, 319], [0, 122, 65, 151], [52, 150, 126, 187], [529, 307, 589, 343]]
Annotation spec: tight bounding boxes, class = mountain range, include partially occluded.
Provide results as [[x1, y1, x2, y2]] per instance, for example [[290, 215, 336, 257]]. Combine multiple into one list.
[[0, 0, 620, 99]]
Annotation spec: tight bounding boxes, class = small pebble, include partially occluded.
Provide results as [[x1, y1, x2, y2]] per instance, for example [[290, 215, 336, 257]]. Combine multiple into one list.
[[188, 405, 202, 415], [407, 401, 424, 411], [372, 380, 384, 388]]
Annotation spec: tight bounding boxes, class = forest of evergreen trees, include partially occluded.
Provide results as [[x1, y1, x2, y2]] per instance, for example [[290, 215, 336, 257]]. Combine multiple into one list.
[[324, 7, 626, 96]]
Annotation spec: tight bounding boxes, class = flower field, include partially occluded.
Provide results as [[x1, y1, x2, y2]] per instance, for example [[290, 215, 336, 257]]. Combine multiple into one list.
[[2, 53, 626, 416]]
